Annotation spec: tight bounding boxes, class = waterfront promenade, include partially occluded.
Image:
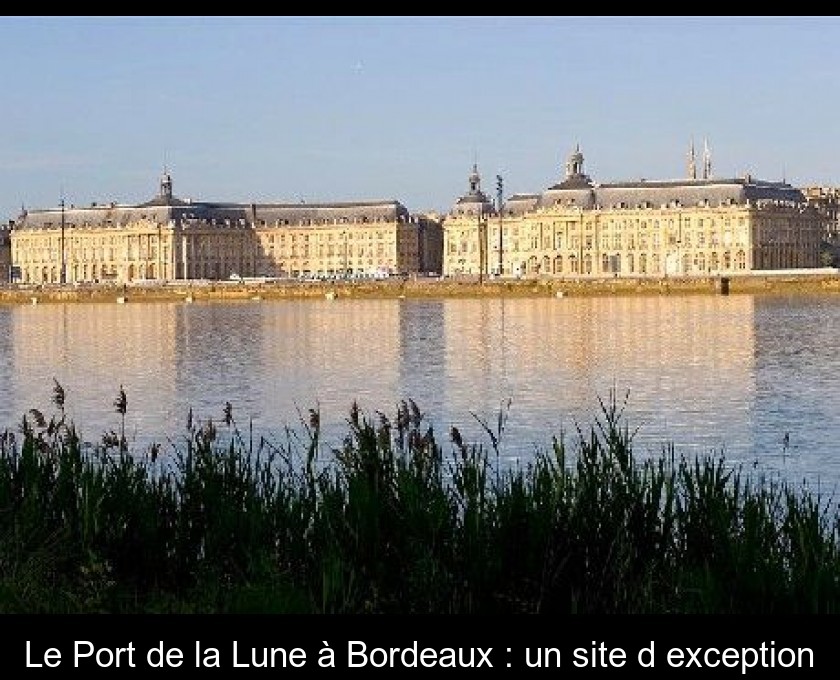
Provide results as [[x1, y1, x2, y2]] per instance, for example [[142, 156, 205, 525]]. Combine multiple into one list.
[[3, 269, 840, 304]]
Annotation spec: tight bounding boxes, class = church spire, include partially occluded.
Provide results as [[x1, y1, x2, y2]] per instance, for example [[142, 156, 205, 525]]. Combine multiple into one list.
[[688, 138, 697, 180], [702, 138, 712, 180]]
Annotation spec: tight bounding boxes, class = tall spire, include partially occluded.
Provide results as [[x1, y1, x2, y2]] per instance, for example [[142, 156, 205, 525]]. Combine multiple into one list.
[[468, 163, 481, 196], [688, 138, 697, 180], [703, 138, 712, 179]]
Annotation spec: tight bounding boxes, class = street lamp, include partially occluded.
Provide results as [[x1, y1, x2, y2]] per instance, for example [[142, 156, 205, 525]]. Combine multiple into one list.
[[478, 204, 485, 284], [60, 196, 66, 284], [676, 239, 682, 276], [496, 175, 503, 276]]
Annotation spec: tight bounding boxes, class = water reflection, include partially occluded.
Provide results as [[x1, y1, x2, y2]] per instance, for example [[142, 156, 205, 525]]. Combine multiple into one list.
[[751, 295, 840, 496], [2, 294, 839, 492], [439, 295, 756, 471]]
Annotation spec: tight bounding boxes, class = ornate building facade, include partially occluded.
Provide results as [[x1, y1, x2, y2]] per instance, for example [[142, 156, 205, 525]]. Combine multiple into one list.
[[802, 185, 840, 243], [443, 146, 822, 278], [8, 172, 443, 285]]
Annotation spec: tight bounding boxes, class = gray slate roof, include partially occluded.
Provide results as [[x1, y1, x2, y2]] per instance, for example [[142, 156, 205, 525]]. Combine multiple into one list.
[[518, 177, 806, 213], [13, 197, 410, 230]]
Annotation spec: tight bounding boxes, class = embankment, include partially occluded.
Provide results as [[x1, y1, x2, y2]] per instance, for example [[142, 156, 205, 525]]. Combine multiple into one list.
[[3, 270, 840, 304]]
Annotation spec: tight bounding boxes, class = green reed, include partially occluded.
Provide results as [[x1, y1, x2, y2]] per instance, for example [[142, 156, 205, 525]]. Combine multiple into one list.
[[0, 385, 839, 613]]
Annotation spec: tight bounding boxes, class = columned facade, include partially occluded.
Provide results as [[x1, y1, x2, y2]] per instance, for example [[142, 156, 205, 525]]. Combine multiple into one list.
[[442, 164, 497, 276], [9, 172, 443, 284], [443, 146, 821, 279]]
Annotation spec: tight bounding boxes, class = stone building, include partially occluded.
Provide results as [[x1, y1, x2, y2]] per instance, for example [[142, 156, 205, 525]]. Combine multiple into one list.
[[9, 172, 443, 284], [440, 163, 498, 277], [0, 224, 11, 283], [443, 145, 822, 278], [802, 185, 840, 242]]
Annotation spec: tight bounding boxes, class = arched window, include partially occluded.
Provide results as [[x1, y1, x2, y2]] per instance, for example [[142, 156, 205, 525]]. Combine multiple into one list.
[[527, 255, 538, 274]]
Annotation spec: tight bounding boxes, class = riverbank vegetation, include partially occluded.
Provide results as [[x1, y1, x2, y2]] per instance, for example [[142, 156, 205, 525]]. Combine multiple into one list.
[[1, 385, 839, 614]]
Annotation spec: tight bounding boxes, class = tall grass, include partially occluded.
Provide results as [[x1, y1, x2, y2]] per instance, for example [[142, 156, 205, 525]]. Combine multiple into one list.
[[0, 386, 838, 613]]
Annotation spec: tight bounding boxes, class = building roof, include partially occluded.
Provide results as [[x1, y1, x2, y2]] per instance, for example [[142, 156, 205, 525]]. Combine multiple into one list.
[[538, 177, 807, 210], [448, 163, 497, 216], [12, 173, 410, 230]]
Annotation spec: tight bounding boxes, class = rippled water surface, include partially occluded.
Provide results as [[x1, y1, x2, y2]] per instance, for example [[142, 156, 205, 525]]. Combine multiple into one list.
[[2, 293, 839, 493]]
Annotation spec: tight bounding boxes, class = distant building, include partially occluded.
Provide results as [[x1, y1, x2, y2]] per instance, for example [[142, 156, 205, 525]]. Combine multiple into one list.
[[9, 172, 443, 284], [0, 224, 11, 283], [7, 147, 823, 285], [802, 186, 840, 242], [443, 144, 822, 278]]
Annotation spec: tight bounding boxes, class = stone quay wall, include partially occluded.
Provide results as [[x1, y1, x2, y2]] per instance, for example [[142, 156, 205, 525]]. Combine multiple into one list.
[[3, 271, 840, 305]]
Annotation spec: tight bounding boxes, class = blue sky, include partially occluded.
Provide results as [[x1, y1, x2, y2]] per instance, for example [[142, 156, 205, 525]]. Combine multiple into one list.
[[1, 16, 838, 221]]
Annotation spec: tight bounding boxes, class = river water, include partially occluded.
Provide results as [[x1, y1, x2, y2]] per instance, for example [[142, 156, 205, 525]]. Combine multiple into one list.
[[2, 294, 838, 495]]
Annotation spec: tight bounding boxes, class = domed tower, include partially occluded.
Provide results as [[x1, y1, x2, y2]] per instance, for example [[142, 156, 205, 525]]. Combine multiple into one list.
[[159, 168, 173, 202], [468, 163, 482, 196], [450, 163, 495, 216], [443, 163, 497, 278], [140, 167, 186, 209], [548, 144, 592, 189], [565, 144, 585, 180]]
